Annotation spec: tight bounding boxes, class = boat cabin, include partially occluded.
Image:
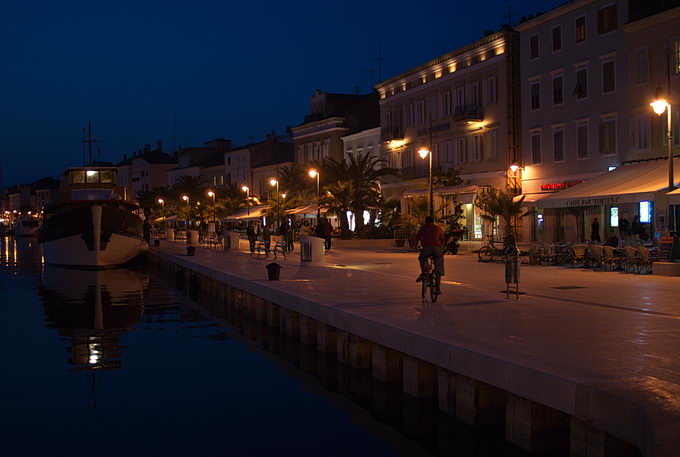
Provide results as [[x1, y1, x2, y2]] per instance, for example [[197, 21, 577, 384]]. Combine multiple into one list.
[[60, 167, 128, 201]]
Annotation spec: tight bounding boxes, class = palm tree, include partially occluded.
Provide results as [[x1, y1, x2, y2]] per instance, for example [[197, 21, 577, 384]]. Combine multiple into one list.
[[323, 152, 397, 232], [278, 163, 315, 201], [474, 188, 530, 241]]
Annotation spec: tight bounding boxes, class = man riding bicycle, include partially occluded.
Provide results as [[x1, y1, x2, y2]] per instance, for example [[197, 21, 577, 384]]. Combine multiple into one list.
[[415, 216, 445, 294]]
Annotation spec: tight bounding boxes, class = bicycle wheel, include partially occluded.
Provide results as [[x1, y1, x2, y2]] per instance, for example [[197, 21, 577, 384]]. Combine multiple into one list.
[[429, 281, 438, 302], [421, 276, 427, 298], [478, 245, 492, 263]]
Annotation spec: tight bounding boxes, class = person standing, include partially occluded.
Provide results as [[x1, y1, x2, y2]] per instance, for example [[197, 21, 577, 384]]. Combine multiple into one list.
[[299, 221, 312, 237], [619, 214, 630, 241], [591, 217, 601, 242], [246, 221, 257, 253], [319, 218, 333, 250], [262, 225, 271, 254]]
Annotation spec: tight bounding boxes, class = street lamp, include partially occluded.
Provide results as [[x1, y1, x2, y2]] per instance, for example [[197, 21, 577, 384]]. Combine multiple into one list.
[[157, 198, 165, 225], [207, 190, 215, 223], [309, 168, 320, 220], [241, 185, 250, 216], [651, 88, 675, 231], [181, 195, 189, 227], [508, 163, 522, 194], [418, 147, 434, 218], [269, 178, 280, 229]]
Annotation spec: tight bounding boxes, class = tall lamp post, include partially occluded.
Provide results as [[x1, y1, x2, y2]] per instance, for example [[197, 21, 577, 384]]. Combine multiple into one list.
[[308, 168, 320, 220], [181, 195, 189, 227], [651, 89, 675, 231], [269, 178, 280, 229], [418, 147, 434, 218], [241, 185, 250, 216], [207, 190, 216, 223], [157, 198, 165, 226]]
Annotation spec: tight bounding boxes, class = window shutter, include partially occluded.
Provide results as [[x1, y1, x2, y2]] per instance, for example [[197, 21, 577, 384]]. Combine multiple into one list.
[[629, 118, 637, 150], [628, 53, 636, 85]]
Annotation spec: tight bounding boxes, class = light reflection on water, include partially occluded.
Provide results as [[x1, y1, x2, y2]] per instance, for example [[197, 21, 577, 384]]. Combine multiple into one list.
[[0, 237, 547, 457]]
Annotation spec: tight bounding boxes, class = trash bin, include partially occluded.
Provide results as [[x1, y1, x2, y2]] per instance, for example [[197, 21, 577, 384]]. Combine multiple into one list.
[[266, 262, 281, 280], [153, 239, 160, 247], [299, 235, 325, 265], [504, 244, 520, 300], [223, 233, 231, 250], [300, 241, 312, 262], [187, 246, 195, 256], [165, 228, 175, 241]]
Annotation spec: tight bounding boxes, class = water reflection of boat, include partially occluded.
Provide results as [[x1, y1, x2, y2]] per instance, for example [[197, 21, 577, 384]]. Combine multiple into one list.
[[39, 266, 148, 370]]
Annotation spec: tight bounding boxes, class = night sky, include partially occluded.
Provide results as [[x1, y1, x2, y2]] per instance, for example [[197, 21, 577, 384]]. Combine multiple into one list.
[[1, 0, 558, 187]]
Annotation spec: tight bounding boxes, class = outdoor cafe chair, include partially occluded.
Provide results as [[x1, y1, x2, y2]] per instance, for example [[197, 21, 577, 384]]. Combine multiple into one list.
[[637, 246, 653, 274], [623, 246, 640, 273], [568, 244, 589, 268], [601, 246, 619, 271], [588, 245, 604, 270]]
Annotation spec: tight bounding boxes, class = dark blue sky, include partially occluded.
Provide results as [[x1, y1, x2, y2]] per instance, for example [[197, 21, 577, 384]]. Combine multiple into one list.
[[1, 0, 558, 187]]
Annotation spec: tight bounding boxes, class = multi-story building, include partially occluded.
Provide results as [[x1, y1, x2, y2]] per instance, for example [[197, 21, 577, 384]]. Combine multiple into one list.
[[376, 29, 520, 239], [518, 0, 680, 242], [224, 133, 293, 195], [291, 90, 378, 166], [166, 139, 230, 186], [341, 127, 381, 166], [117, 141, 176, 200]]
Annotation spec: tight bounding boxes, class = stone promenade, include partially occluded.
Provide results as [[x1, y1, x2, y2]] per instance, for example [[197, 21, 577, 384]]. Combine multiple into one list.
[[151, 240, 680, 457]]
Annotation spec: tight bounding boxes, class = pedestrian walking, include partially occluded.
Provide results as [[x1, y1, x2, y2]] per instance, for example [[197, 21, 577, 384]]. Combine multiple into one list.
[[246, 221, 257, 253], [319, 218, 333, 251]]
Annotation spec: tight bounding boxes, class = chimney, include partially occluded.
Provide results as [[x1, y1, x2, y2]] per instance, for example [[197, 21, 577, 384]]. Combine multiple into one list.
[[143, 144, 151, 153], [156, 140, 163, 152]]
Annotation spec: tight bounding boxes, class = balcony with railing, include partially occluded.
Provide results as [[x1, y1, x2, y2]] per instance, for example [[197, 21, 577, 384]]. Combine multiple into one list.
[[380, 127, 403, 142], [453, 105, 483, 123]]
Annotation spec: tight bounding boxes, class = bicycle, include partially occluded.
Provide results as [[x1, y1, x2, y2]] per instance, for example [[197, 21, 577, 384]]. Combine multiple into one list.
[[477, 239, 504, 263], [420, 257, 440, 302]]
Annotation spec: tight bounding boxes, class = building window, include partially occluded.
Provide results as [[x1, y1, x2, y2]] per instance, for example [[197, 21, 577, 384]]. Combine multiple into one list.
[[488, 130, 498, 160], [530, 34, 539, 59], [384, 111, 392, 128], [307, 143, 313, 161], [417, 100, 425, 124], [470, 135, 482, 162], [442, 92, 452, 117], [485, 76, 497, 105], [602, 59, 616, 94], [575, 66, 588, 99], [629, 48, 649, 84], [444, 141, 453, 165], [672, 39, 680, 75], [552, 73, 563, 105], [575, 16, 586, 43], [576, 122, 589, 159], [530, 79, 541, 111], [429, 95, 437, 120], [455, 137, 466, 164], [553, 128, 565, 162], [455, 86, 465, 112], [599, 115, 617, 155], [597, 5, 617, 35], [629, 116, 650, 151], [405, 103, 414, 127], [471, 81, 480, 107], [552, 25, 562, 52], [530, 131, 541, 164]]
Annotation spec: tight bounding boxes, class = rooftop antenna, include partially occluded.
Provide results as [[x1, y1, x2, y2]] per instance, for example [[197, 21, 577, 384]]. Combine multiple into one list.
[[370, 43, 385, 82], [365, 68, 376, 89], [506, 5, 514, 27], [172, 113, 177, 153], [353, 84, 360, 95], [81, 121, 97, 165]]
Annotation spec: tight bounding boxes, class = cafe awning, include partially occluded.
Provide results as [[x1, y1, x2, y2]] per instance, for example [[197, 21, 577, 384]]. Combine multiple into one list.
[[154, 215, 178, 222], [513, 192, 553, 206], [222, 205, 269, 221], [286, 204, 328, 215], [537, 158, 680, 208], [404, 185, 480, 203], [668, 188, 680, 205]]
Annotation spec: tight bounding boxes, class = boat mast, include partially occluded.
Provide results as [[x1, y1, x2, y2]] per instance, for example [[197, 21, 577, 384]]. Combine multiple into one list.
[[82, 121, 97, 165]]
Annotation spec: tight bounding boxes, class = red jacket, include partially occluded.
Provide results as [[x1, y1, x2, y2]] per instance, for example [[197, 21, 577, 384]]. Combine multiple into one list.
[[416, 223, 444, 247]]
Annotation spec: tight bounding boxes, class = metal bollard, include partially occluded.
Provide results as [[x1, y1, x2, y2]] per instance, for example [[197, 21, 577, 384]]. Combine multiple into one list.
[[504, 245, 520, 300]]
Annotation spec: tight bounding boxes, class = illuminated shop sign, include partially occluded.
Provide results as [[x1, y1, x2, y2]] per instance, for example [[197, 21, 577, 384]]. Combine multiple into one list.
[[540, 180, 584, 191]]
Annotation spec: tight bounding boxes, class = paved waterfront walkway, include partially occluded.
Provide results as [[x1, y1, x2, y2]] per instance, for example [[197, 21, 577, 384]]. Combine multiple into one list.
[[153, 240, 680, 457]]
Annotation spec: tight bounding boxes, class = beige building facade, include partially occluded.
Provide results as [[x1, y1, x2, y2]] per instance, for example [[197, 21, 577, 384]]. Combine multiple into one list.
[[376, 30, 520, 239]]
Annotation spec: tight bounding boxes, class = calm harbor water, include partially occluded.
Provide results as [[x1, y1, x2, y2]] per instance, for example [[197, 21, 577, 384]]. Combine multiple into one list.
[[0, 237, 542, 457]]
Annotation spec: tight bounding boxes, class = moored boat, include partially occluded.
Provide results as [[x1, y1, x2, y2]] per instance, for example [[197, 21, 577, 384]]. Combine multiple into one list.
[[13, 216, 40, 237], [40, 166, 146, 268]]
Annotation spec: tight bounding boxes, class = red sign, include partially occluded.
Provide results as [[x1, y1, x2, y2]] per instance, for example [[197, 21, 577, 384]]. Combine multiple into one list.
[[540, 180, 584, 191]]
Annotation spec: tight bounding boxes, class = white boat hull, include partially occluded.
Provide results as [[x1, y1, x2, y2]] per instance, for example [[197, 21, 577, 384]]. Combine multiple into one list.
[[42, 232, 146, 268]]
